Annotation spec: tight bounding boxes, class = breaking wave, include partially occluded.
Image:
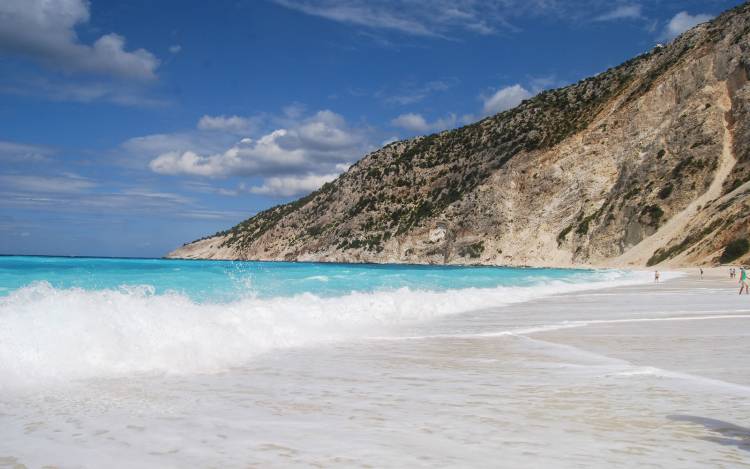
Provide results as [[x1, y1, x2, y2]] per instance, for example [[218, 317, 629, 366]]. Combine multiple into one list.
[[0, 270, 666, 387]]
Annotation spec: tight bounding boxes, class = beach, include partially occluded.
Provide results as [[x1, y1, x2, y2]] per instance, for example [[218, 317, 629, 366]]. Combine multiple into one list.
[[0, 265, 748, 467]]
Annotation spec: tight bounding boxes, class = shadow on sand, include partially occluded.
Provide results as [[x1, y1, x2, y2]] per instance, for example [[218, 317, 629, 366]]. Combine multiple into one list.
[[668, 415, 750, 451]]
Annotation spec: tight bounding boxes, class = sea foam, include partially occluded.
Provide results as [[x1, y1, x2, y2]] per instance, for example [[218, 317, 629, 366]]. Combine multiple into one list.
[[0, 270, 663, 388]]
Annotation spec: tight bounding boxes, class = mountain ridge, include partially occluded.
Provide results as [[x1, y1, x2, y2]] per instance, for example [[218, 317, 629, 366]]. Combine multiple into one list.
[[169, 3, 750, 267]]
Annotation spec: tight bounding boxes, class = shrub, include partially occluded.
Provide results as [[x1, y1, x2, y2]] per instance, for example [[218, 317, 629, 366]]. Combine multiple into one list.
[[458, 241, 485, 258], [557, 224, 574, 245], [576, 213, 597, 235], [719, 238, 749, 264], [640, 204, 664, 226], [657, 184, 673, 199]]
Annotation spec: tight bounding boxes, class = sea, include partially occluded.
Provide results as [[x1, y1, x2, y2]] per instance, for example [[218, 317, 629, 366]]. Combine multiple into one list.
[[6, 255, 743, 468], [0, 255, 645, 385]]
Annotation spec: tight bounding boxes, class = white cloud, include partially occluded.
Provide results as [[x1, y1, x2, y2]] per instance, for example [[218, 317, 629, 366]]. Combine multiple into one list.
[[662, 11, 713, 40], [291, 110, 363, 150], [249, 173, 339, 197], [0, 173, 96, 193], [0, 140, 55, 163], [482, 84, 532, 115], [392, 79, 547, 138], [594, 4, 642, 22], [273, 1, 634, 39], [197, 115, 261, 134], [271, 0, 549, 38], [169, 45, 182, 54], [0, 176, 227, 219], [0, 75, 167, 107], [0, 171, 246, 222], [391, 113, 429, 132], [0, 0, 159, 80], [529, 75, 562, 92], [381, 78, 458, 105], [148, 110, 366, 179], [391, 112, 457, 133], [119, 129, 240, 168], [274, 0, 437, 36]]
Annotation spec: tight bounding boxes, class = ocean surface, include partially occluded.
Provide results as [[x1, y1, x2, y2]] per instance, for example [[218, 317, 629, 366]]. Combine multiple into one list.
[[0, 255, 645, 386], [0, 255, 619, 301], [11, 256, 748, 468]]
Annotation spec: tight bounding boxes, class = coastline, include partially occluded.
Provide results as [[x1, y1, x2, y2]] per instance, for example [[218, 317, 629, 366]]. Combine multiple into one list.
[[2, 264, 749, 467], [165, 242, 748, 270]]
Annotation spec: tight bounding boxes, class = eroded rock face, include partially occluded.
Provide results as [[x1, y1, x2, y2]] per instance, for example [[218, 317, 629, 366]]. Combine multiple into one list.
[[168, 4, 750, 267]]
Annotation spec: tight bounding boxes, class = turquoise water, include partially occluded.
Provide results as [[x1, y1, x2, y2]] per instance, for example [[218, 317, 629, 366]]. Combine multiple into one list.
[[0, 255, 649, 389], [0, 255, 599, 302]]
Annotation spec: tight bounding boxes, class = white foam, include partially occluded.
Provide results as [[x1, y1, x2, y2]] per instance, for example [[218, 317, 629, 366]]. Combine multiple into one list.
[[0, 270, 659, 388], [304, 275, 329, 282]]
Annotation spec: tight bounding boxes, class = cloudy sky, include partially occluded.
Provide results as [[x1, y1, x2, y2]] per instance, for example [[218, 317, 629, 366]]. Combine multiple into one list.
[[0, 0, 739, 257]]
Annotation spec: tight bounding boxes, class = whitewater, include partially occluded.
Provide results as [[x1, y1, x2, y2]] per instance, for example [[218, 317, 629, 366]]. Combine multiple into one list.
[[0, 256, 650, 387], [1, 256, 748, 467]]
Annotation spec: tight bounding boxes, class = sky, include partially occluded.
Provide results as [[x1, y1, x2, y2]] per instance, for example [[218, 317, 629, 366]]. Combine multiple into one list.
[[0, 0, 742, 257]]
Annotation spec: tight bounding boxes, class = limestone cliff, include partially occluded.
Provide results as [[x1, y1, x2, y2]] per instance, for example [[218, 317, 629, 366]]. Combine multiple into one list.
[[169, 3, 750, 267]]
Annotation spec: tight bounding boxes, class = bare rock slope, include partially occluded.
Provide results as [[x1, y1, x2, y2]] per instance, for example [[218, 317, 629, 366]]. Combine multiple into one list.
[[169, 4, 750, 267]]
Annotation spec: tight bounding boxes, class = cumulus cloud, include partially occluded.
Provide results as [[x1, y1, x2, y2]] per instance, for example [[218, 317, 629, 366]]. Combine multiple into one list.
[[482, 84, 532, 115], [391, 112, 458, 133], [661, 11, 713, 40], [126, 115, 262, 158], [249, 173, 339, 197], [147, 110, 367, 197], [0, 0, 159, 80], [594, 4, 642, 22], [197, 115, 261, 134], [391, 113, 430, 132]]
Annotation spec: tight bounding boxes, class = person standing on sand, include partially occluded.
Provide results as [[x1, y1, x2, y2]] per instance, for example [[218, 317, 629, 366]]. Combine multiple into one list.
[[655, 270, 660, 283], [700, 267, 704, 279], [740, 267, 749, 295]]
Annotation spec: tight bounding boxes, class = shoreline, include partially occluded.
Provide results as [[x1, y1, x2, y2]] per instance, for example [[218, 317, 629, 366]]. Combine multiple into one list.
[[1, 259, 749, 467], [9, 251, 745, 273]]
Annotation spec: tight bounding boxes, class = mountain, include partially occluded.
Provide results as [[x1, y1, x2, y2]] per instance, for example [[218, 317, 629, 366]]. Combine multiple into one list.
[[168, 3, 750, 267]]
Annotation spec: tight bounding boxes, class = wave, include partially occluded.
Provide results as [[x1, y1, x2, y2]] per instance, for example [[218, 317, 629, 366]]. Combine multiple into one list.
[[0, 270, 667, 388]]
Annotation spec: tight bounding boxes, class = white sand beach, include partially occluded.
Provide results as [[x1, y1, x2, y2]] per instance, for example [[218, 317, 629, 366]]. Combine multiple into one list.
[[1, 267, 749, 468]]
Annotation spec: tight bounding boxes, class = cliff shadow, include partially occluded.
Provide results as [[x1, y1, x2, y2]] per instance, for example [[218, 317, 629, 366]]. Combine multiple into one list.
[[668, 414, 750, 451]]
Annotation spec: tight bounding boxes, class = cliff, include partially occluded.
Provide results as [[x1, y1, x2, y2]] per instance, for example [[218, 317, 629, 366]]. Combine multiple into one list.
[[169, 3, 750, 267]]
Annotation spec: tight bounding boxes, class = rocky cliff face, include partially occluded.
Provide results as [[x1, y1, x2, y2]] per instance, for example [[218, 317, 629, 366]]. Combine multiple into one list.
[[169, 4, 750, 267]]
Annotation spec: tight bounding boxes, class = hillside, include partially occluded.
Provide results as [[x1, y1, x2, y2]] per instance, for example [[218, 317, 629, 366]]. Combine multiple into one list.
[[169, 3, 750, 267]]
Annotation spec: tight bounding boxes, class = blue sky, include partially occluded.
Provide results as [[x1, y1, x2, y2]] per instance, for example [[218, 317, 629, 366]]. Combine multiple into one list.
[[0, 0, 741, 257]]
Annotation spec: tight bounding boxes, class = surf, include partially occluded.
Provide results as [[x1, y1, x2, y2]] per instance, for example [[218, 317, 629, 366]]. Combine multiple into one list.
[[0, 268, 661, 388]]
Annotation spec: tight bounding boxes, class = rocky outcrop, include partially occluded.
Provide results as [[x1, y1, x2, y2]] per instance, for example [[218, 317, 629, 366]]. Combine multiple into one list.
[[169, 3, 750, 267]]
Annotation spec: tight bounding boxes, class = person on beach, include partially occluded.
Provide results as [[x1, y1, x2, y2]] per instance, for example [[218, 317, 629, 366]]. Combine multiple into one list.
[[654, 270, 660, 283], [740, 267, 749, 295], [700, 267, 704, 279]]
